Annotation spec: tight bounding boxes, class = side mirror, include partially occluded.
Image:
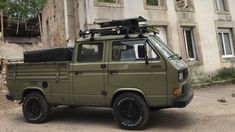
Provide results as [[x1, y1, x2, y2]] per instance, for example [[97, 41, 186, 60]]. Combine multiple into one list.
[[177, 54, 183, 60], [137, 45, 148, 64], [138, 45, 145, 58]]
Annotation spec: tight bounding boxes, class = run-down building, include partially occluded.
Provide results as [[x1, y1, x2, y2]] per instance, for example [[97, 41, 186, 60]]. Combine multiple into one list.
[[0, 14, 42, 60], [41, 0, 235, 80]]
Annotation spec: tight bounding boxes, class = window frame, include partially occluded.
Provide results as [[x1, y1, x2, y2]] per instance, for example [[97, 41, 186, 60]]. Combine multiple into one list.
[[146, 0, 161, 6], [183, 27, 197, 60], [97, 0, 117, 4], [214, 0, 230, 14], [217, 29, 234, 58], [76, 42, 104, 63], [174, 0, 194, 12], [155, 26, 169, 46], [111, 39, 160, 62], [144, 0, 167, 10], [94, 0, 124, 8]]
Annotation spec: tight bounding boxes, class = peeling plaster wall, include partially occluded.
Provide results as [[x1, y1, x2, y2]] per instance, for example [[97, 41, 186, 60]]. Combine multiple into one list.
[[42, 0, 235, 78], [80, 0, 235, 77], [42, 0, 79, 47], [41, 0, 66, 48]]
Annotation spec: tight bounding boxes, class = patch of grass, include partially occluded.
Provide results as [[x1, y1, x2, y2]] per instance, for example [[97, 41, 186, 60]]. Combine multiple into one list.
[[214, 68, 235, 80], [198, 68, 235, 84]]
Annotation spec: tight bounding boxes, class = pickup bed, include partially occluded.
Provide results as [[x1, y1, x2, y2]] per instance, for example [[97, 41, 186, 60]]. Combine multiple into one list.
[[7, 61, 70, 104]]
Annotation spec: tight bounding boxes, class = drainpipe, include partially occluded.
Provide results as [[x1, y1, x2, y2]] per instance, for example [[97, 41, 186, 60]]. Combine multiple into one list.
[[84, 0, 88, 29], [1, 10, 4, 44], [64, 0, 75, 47]]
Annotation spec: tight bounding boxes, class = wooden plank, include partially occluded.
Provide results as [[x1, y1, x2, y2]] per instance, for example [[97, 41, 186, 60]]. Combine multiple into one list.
[[1, 10, 4, 43], [38, 14, 43, 40]]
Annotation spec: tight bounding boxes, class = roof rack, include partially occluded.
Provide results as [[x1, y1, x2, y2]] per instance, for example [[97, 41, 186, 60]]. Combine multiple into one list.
[[79, 16, 159, 40]]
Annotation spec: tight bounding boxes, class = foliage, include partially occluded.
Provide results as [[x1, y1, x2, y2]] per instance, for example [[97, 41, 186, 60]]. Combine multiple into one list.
[[147, 0, 159, 6], [190, 68, 235, 86], [202, 68, 235, 84], [214, 68, 235, 80], [0, 0, 47, 20]]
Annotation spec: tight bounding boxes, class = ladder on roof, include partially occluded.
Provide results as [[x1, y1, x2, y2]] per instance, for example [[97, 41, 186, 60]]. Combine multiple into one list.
[[79, 16, 159, 40]]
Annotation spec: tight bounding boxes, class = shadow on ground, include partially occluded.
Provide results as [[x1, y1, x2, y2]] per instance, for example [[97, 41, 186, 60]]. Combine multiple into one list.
[[44, 107, 194, 130], [147, 110, 194, 130]]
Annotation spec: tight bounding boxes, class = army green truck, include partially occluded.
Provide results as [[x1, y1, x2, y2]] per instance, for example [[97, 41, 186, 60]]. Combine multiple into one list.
[[6, 17, 193, 130]]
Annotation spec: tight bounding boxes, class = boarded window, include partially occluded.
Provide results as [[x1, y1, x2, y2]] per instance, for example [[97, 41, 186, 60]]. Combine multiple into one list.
[[176, 0, 189, 8], [175, 0, 194, 11]]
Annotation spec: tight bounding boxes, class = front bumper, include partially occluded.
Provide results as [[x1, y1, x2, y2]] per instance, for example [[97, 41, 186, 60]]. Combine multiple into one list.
[[173, 84, 194, 108]]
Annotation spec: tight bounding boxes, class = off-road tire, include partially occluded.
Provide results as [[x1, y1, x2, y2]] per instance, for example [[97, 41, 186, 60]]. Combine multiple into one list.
[[23, 92, 50, 123], [113, 93, 150, 130]]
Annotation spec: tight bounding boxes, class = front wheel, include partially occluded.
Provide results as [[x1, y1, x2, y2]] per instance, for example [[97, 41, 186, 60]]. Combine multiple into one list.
[[113, 93, 150, 130], [23, 92, 50, 123]]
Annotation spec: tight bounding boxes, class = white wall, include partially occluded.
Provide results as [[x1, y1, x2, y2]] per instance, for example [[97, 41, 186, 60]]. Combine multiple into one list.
[[79, 0, 235, 75]]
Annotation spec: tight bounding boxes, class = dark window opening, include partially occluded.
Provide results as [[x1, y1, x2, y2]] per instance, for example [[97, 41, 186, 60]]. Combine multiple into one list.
[[112, 40, 159, 61], [77, 43, 103, 62]]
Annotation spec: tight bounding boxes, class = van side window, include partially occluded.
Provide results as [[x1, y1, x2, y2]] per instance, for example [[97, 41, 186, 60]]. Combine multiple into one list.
[[77, 43, 103, 62], [112, 40, 159, 61]]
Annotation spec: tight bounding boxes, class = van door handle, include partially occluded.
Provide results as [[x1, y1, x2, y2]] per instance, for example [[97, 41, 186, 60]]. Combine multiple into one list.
[[100, 64, 107, 69], [74, 71, 83, 75], [109, 71, 118, 75]]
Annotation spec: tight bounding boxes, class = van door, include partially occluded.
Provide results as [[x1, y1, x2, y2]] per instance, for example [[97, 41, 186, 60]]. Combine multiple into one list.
[[107, 39, 167, 106], [71, 42, 106, 106]]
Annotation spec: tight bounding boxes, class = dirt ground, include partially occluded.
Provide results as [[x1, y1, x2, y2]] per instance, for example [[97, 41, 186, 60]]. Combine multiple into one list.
[[1, 78, 235, 132]]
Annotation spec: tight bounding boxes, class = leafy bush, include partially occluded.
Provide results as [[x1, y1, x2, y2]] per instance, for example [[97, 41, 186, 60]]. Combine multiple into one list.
[[215, 68, 235, 80], [0, 0, 47, 20]]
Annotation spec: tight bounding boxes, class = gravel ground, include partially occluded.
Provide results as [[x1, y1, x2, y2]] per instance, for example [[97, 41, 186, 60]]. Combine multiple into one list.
[[0, 84, 235, 132]]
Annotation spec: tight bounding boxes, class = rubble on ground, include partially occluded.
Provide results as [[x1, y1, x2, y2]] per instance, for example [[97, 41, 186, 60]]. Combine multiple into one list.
[[217, 98, 227, 103], [0, 59, 8, 103], [232, 93, 235, 98], [0, 59, 7, 88]]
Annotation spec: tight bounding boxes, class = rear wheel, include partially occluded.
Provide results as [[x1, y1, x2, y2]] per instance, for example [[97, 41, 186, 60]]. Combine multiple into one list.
[[113, 93, 150, 130], [23, 92, 50, 123]]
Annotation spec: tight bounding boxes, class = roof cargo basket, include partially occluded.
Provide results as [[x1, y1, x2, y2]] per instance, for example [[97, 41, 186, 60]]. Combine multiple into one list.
[[80, 16, 158, 40], [95, 16, 147, 28]]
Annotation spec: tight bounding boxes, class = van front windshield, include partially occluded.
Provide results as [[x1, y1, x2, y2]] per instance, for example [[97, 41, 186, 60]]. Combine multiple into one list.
[[148, 35, 177, 59]]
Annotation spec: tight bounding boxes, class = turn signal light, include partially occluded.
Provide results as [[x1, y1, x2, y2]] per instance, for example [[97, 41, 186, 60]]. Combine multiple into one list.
[[173, 88, 181, 96]]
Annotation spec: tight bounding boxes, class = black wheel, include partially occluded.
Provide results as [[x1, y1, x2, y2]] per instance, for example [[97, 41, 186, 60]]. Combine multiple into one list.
[[113, 93, 150, 130], [23, 92, 50, 123]]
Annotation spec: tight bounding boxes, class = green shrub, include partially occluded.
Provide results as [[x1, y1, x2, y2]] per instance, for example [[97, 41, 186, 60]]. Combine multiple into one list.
[[215, 68, 235, 80]]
